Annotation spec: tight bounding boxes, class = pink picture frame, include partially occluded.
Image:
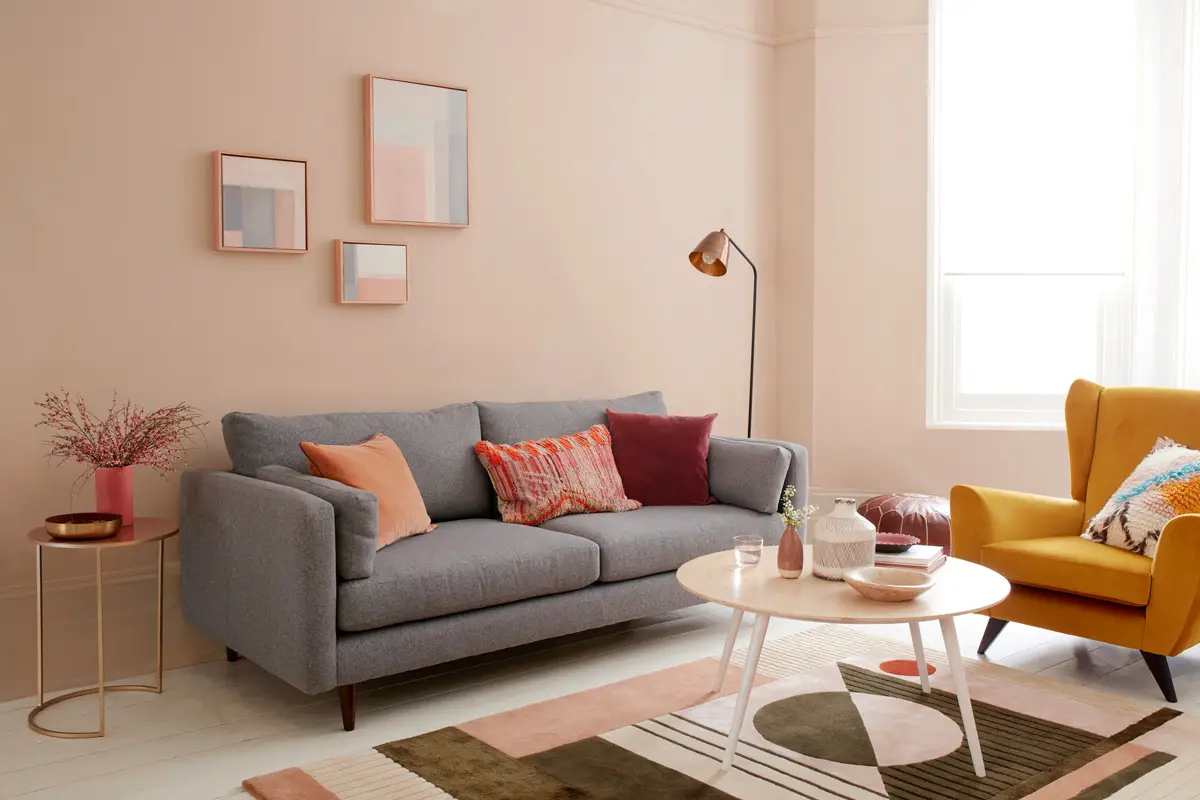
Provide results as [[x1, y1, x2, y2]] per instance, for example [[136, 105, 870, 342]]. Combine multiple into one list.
[[213, 151, 309, 253], [336, 240, 410, 304], [364, 75, 470, 227]]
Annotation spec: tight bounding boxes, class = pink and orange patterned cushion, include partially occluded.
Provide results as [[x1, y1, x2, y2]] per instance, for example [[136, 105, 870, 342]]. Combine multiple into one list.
[[474, 425, 641, 525]]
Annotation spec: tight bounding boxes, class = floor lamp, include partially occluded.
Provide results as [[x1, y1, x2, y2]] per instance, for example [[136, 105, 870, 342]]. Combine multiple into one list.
[[689, 228, 758, 438]]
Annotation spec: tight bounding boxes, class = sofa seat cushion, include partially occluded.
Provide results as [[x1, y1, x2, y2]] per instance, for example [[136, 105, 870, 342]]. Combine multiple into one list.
[[539, 505, 783, 582], [981, 536, 1152, 606], [337, 519, 600, 631]]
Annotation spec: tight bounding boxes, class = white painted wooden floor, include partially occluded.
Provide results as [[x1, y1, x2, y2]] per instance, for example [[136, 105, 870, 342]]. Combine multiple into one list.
[[2, 603, 1197, 800]]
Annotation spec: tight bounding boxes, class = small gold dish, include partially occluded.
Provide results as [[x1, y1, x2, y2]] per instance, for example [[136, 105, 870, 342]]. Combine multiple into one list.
[[44, 513, 122, 540]]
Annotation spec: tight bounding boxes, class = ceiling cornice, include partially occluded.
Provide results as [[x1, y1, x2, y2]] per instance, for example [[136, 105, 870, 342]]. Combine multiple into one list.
[[584, 1, 927, 48]]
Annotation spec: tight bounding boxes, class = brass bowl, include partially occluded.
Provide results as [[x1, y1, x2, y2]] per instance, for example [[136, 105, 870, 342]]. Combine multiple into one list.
[[44, 513, 123, 540]]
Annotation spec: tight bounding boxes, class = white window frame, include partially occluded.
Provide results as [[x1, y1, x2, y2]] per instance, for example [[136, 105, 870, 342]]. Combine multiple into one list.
[[926, 0, 1193, 430]]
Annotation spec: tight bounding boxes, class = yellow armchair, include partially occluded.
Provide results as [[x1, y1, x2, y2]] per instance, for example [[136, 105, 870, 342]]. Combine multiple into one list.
[[951, 379, 1200, 703]]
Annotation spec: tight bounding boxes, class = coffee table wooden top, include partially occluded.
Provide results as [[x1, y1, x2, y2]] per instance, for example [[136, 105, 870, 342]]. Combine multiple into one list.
[[676, 545, 1010, 624]]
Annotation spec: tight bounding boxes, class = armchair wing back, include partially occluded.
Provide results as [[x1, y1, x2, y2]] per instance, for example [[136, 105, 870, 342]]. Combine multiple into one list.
[[1068, 379, 1200, 518]]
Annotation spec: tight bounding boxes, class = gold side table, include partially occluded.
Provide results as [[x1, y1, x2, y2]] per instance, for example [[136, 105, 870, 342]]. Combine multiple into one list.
[[27, 517, 179, 739]]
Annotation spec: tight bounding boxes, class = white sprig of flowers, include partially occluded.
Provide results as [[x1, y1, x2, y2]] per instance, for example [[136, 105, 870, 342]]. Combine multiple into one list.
[[779, 485, 818, 529]]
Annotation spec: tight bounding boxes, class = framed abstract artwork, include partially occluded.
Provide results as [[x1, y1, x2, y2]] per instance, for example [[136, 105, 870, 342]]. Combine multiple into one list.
[[364, 75, 469, 227], [336, 240, 409, 304], [213, 152, 309, 253]]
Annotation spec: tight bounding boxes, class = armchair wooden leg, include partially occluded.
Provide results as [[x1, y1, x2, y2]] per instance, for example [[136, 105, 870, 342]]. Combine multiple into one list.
[[339, 684, 357, 731], [1141, 651, 1178, 703], [225, 647, 240, 663], [977, 618, 1008, 655]]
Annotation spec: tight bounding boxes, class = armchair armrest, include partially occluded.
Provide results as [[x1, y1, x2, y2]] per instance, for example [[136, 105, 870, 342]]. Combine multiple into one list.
[[180, 470, 338, 694], [950, 485, 1085, 565], [1144, 514, 1200, 656], [710, 436, 808, 512]]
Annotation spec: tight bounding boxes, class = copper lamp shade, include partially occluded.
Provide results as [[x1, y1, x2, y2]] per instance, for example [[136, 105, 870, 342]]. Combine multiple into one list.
[[689, 230, 730, 277]]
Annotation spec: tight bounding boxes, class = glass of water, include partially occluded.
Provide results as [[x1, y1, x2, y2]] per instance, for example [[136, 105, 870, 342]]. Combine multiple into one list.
[[733, 535, 763, 568]]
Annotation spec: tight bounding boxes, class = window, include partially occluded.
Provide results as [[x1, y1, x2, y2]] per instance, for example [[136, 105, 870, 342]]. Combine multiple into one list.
[[928, 0, 1200, 427]]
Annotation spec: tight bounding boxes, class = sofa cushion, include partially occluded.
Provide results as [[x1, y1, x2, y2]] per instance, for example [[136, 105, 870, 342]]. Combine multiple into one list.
[[475, 424, 640, 525], [712, 436, 808, 513], [222, 403, 491, 521], [539, 504, 783, 582], [475, 391, 666, 445], [981, 536, 1152, 606], [257, 465, 379, 581], [607, 410, 716, 506], [300, 434, 435, 548], [707, 438, 791, 514], [336, 519, 600, 631]]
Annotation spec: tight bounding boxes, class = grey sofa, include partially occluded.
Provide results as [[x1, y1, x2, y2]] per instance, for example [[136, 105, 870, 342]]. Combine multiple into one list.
[[179, 391, 807, 730]]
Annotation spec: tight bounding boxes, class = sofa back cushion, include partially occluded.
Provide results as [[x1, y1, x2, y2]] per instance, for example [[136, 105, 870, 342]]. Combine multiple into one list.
[[222, 403, 491, 521], [475, 391, 667, 445]]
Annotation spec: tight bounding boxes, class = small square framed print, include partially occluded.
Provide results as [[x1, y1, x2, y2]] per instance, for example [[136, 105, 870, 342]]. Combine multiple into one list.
[[336, 240, 409, 304], [214, 152, 309, 252]]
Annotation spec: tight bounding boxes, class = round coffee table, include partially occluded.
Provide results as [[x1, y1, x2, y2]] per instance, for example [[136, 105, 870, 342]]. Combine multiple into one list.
[[676, 545, 1010, 775]]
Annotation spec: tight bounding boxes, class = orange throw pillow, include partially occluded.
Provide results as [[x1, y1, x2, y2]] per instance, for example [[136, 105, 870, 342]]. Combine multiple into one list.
[[474, 424, 641, 525], [299, 434, 435, 550]]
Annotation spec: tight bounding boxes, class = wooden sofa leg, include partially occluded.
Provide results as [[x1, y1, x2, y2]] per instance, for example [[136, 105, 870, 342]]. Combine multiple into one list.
[[977, 618, 1008, 655], [1141, 651, 1178, 703], [226, 647, 240, 663], [339, 684, 357, 731]]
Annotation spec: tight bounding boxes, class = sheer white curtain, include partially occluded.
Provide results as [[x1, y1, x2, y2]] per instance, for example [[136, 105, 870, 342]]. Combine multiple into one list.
[[929, 0, 1200, 427]]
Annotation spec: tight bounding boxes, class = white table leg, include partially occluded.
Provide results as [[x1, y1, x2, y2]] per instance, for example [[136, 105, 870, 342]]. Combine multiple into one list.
[[940, 616, 985, 777], [712, 608, 745, 692], [723, 613, 770, 769], [909, 621, 930, 694]]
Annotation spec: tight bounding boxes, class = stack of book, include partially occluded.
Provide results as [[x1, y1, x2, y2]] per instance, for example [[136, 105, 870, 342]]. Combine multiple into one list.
[[875, 544, 946, 573]]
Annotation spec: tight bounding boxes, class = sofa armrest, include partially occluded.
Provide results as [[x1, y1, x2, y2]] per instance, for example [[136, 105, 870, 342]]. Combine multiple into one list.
[[180, 470, 338, 694], [257, 465, 378, 580], [710, 436, 808, 512], [1145, 514, 1200, 656], [950, 485, 1085, 565]]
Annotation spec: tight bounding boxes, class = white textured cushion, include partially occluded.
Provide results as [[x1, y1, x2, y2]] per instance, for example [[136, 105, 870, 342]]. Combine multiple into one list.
[[1082, 437, 1200, 557]]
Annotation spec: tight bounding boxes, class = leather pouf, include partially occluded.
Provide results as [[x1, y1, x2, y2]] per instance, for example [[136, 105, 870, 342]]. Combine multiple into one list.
[[858, 493, 952, 553]]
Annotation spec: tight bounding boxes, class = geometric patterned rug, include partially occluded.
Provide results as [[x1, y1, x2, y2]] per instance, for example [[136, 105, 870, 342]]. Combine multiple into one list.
[[242, 625, 1194, 799]]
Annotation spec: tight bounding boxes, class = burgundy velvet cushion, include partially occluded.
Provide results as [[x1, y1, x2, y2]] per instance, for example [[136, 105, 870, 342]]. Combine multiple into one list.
[[606, 410, 716, 506]]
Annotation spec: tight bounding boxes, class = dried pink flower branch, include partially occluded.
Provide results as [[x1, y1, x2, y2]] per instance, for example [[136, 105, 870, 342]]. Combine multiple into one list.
[[35, 390, 208, 484]]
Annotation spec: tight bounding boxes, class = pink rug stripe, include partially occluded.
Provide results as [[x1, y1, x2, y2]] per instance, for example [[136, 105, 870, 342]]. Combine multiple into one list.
[[1022, 743, 1157, 799], [460, 659, 773, 758], [242, 767, 339, 800]]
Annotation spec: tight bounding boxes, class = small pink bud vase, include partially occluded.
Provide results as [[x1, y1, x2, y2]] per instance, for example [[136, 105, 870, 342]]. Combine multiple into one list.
[[94, 466, 134, 527], [778, 524, 804, 579]]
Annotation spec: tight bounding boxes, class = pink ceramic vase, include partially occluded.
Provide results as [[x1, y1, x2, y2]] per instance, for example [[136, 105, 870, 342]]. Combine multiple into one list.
[[95, 466, 134, 527], [778, 525, 804, 579]]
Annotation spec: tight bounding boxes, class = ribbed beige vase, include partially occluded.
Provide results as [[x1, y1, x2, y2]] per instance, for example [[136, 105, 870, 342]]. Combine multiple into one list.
[[777, 525, 804, 579]]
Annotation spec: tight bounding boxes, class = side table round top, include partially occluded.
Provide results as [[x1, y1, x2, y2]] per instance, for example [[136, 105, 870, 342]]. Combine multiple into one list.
[[27, 517, 179, 549], [676, 545, 1010, 624]]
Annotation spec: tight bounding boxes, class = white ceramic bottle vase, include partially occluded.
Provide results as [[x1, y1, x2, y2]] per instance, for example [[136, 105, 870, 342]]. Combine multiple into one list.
[[812, 497, 877, 580]]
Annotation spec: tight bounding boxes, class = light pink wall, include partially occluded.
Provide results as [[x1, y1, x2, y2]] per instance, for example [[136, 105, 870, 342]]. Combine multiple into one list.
[[805, 0, 1071, 497], [774, 3, 816, 454], [0, 0, 777, 701]]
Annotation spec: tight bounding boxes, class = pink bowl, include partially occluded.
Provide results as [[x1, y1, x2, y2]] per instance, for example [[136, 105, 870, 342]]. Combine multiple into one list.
[[875, 532, 921, 553]]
